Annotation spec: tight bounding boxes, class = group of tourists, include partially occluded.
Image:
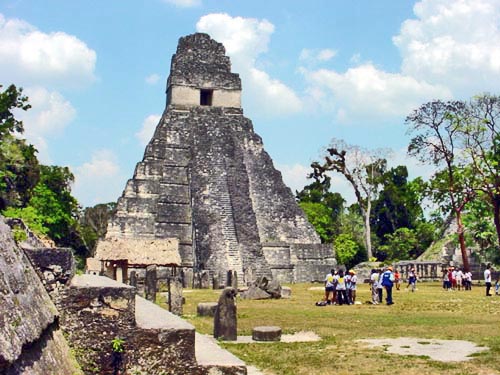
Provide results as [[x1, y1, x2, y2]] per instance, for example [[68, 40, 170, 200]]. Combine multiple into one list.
[[442, 266, 473, 291], [320, 266, 419, 307], [320, 263, 497, 307], [322, 268, 358, 305]]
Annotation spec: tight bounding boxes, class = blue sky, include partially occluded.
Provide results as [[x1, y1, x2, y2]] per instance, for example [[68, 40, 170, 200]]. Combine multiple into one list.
[[1, 0, 499, 207]]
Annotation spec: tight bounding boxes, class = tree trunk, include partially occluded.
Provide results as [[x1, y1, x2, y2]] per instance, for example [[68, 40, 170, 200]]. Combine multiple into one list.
[[456, 210, 470, 272], [364, 200, 373, 259], [493, 196, 500, 249]]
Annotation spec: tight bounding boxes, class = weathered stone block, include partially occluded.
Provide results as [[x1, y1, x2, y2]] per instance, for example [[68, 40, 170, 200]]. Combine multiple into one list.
[[281, 286, 292, 299], [157, 202, 191, 223], [252, 326, 281, 342], [239, 285, 271, 300], [158, 183, 190, 204], [145, 265, 157, 302], [154, 222, 192, 242], [168, 277, 183, 316]]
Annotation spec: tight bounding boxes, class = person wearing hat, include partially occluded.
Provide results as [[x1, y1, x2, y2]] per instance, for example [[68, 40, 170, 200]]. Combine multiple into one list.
[[381, 266, 395, 305]]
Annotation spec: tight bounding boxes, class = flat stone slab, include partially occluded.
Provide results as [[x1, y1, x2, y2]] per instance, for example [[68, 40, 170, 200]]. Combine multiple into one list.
[[252, 326, 282, 342], [195, 333, 246, 366], [195, 334, 265, 374], [222, 331, 321, 344], [358, 337, 489, 362], [135, 295, 194, 331], [197, 302, 218, 317], [71, 274, 134, 289]]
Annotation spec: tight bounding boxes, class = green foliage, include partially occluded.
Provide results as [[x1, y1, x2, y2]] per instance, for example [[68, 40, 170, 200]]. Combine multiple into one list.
[[111, 337, 125, 353], [30, 165, 79, 242], [297, 175, 345, 243], [0, 133, 40, 209], [12, 226, 27, 243], [0, 84, 31, 137], [0, 84, 40, 210], [299, 202, 334, 243], [334, 233, 359, 266], [79, 202, 116, 254], [371, 166, 424, 240], [3, 206, 49, 237], [378, 228, 417, 261], [0, 83, 90, 264]]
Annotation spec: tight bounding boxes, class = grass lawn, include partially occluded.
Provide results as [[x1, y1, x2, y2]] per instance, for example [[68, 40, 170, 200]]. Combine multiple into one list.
[[175, 282, 500, 375]]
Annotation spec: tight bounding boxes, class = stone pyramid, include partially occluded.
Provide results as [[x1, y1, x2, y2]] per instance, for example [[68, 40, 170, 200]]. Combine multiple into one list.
[[104, 33, 335, 284]]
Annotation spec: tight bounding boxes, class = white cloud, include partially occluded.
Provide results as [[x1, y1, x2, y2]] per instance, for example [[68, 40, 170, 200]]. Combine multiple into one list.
[[145, 73, 161, 85], [300, 48, 337, 63], [299, 0, 500, 124], [196, 13, 302, 116], [73, 150, 125, 207], [135, 114, 161, 146], [162, 0, 201, 7], [277, 163, 310, 194], [0, 13, 96, 89], [15, 87, 76, 163], [301, 63, 452, 122], [317, 49, 336, 62], [394, 0, 500, 97]]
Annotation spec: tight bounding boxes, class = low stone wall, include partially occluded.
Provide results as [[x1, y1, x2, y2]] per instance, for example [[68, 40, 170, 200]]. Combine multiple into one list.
[[23, 247, 75, 294], [59, 274, 243, 375]]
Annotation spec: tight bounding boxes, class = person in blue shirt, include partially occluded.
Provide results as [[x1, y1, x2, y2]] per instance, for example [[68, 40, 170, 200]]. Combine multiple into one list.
[[381, 266, 395, 305]]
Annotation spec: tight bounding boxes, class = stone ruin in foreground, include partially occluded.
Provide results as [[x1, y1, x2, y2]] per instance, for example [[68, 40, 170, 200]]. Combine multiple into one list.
[[94, 33, 335, 286]]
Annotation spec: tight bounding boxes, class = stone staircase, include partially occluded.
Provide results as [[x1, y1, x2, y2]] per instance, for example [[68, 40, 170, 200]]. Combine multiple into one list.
[[211, 144, 244, 282]]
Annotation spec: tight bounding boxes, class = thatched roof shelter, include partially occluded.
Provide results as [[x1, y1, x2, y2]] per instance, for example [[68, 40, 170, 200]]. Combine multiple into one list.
[[94, 237, 181, 267]]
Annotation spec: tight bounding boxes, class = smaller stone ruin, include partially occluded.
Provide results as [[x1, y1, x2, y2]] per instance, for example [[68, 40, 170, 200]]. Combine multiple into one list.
[[240, 276, 283, 300]]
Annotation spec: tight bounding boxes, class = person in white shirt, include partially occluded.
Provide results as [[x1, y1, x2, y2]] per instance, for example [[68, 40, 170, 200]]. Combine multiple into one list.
[[455, 269, 463, 291], [348, 270, 358, 304], [370, 269, 379, 304], [324, 269, 335, 304], [484, 264, 492, 296], [335, 269, 348, 305]]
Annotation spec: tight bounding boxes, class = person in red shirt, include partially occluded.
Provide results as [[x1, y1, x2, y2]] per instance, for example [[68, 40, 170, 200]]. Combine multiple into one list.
[[394, 270, 401, 291]]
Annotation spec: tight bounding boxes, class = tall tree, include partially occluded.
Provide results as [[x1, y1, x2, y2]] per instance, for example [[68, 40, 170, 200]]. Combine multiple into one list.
[[371, 166, 423, 241], [0, 84, 39, 209], [311, 139, 388, 259], [79, 202, 116, 255], [0, 84, 31, 138], [406, 100, 473, 271], [458, 94, 500, 248]]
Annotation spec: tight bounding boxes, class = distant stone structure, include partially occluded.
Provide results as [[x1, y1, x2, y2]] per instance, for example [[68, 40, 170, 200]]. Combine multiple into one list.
[[99, 32, 335, 285]]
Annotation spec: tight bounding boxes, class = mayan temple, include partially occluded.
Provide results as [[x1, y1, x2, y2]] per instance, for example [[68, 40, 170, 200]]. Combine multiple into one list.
[[95, 33, 335, 286]]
